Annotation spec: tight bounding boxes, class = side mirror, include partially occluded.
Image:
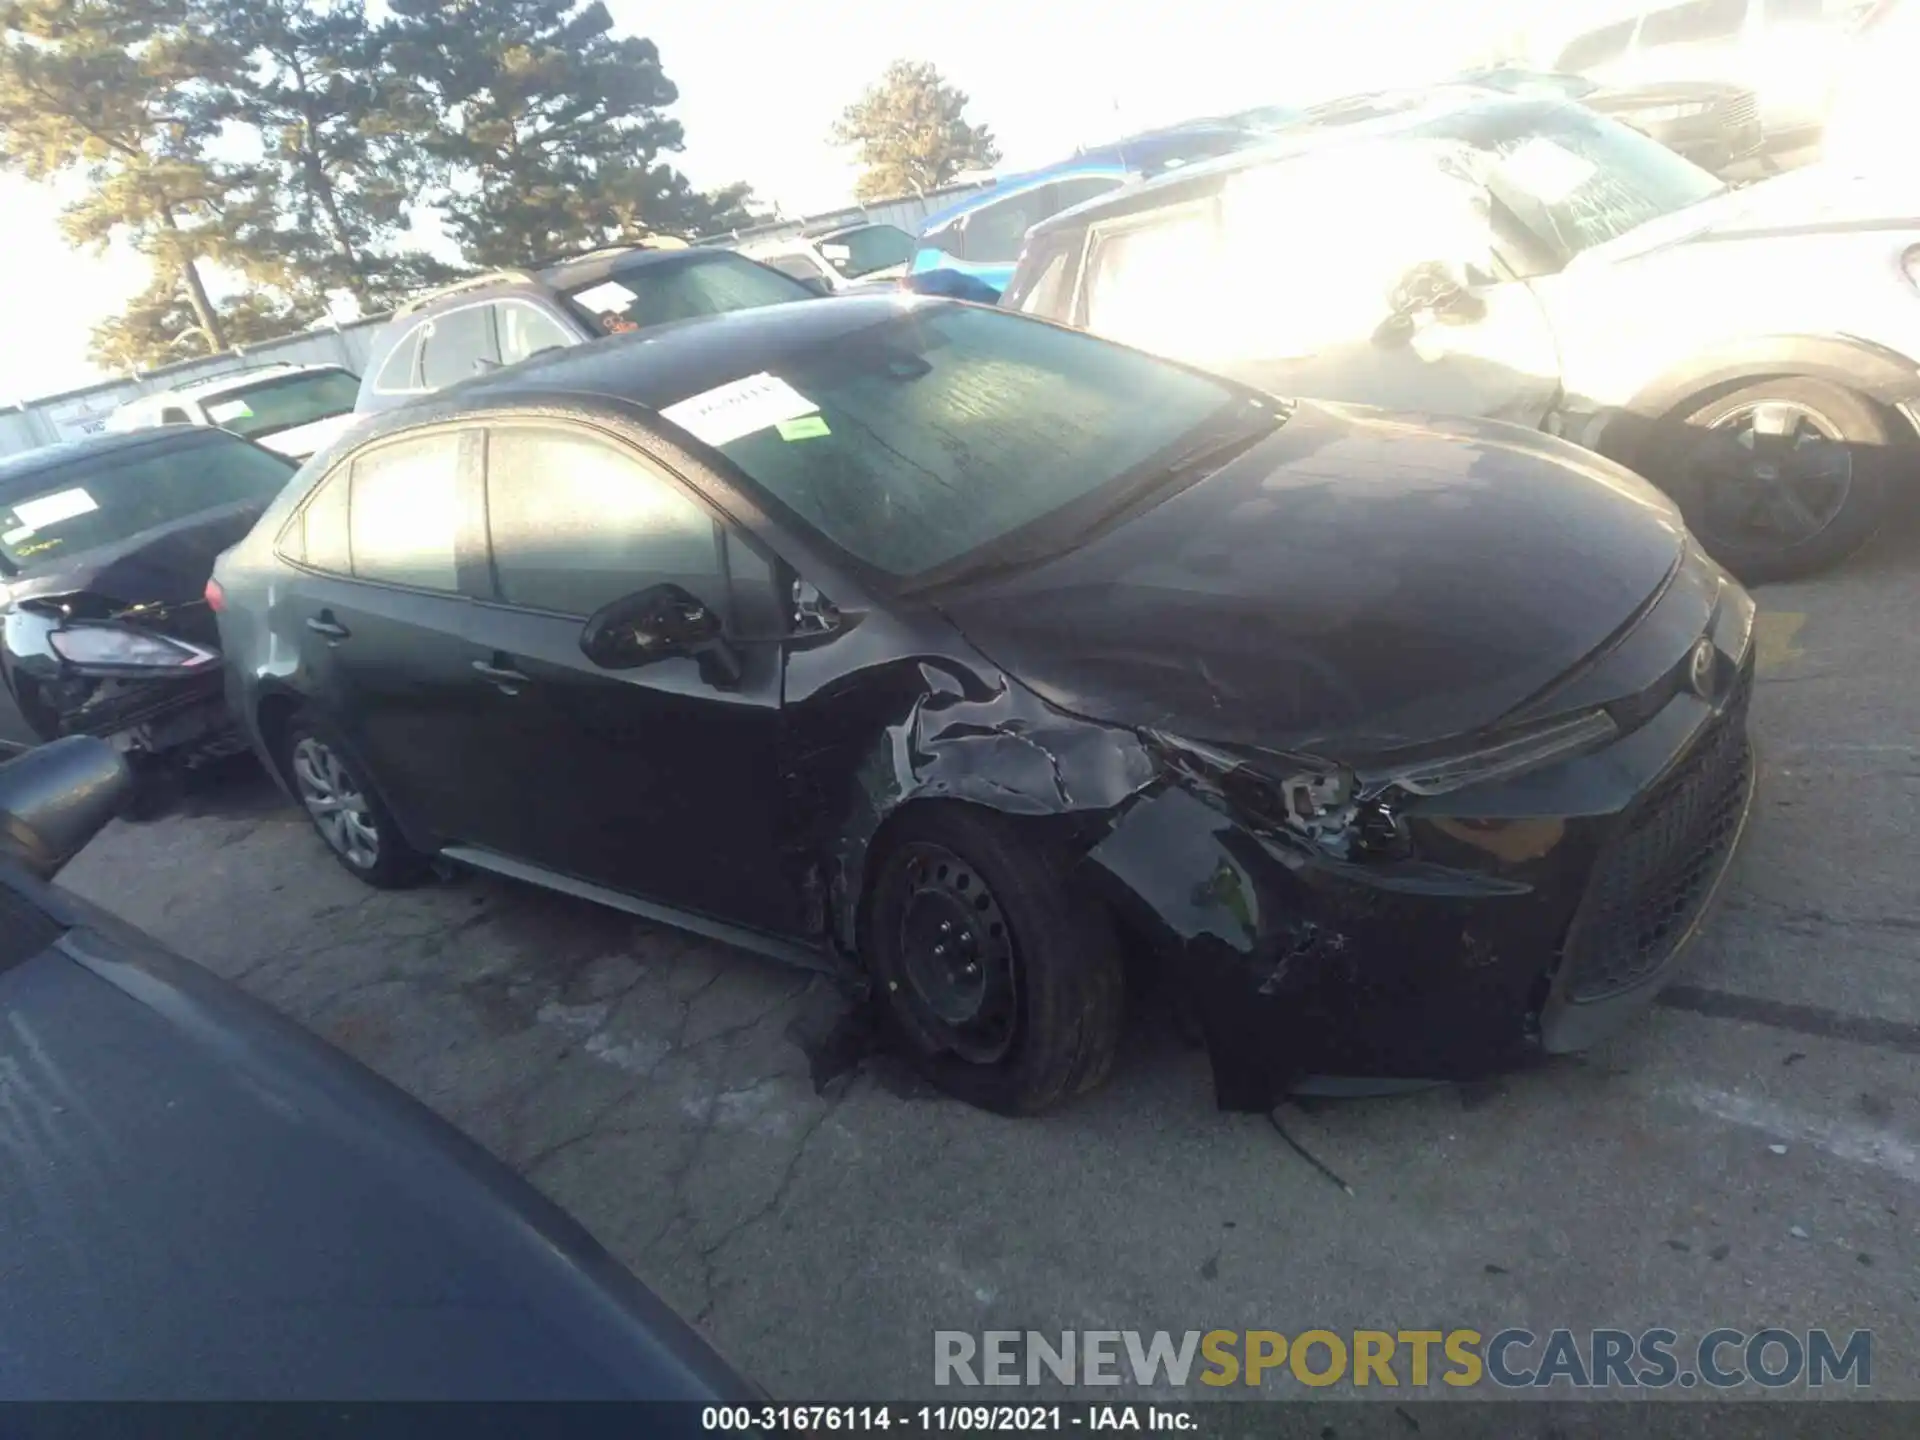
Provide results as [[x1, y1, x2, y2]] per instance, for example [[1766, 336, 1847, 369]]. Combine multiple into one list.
[[580, 583, 735, 678], [0, 736, 133, 880]]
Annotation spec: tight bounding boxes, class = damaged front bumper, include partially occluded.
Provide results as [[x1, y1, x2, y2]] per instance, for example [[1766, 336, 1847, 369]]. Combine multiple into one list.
[[1081, 552, 1758, 1110]]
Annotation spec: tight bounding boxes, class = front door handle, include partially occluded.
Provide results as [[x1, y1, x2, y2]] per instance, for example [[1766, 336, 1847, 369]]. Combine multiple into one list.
[[306, 614, 350, 642], [472, 659, 531, 692]]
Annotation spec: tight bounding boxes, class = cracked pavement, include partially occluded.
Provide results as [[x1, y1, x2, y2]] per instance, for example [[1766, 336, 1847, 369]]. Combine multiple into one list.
[[54, 512, 1920, 1401]]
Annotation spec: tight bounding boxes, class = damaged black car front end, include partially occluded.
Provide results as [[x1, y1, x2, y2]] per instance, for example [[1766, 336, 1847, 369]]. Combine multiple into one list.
[[0, 429, 297, 768]]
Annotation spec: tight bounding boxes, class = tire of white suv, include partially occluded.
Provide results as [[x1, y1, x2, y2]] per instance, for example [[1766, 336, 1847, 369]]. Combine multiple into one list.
[[1658, 377, 1898, 585]]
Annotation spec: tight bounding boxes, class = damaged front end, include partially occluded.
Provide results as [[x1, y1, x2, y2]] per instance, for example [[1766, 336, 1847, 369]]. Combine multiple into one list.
[[2, 590, 239, 764]]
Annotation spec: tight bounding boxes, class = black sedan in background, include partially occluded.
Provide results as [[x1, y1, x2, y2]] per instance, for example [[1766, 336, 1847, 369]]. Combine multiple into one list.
[[213, 297, 1756, 1114], [0, 427, 297, 775], [0, 736, 756, 1406]]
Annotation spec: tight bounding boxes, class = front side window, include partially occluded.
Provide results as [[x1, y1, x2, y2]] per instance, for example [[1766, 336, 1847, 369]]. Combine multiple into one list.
[[1640, 0, 1749, 45], [675, 305, 1259, 584], [563, 254, 814, 335], [202, 369, 360, 441], [374, 325, 423, 392], [960, 190, 1050, 264], [418, 306, 496, 390], [160, 406, 191, 425], [1474, 103, 1725, 259], [497, 302, 576, 366], [484, 427, 720, 617], [0, 433, 295, 575], [1557, 19, 1637, 68], [347, 433, 462, 591]]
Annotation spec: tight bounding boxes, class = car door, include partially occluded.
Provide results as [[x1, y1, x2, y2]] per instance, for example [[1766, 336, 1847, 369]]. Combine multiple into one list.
[[459, 421, 800, 935], [276, 427, 499, 845], [1078, 146, 1564, 426]]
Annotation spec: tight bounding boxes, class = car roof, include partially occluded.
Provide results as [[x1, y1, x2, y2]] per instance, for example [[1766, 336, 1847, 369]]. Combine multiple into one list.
[[131, 363, 345, 404], [361, 294, 926, 432], [1025, 89, 1557, 241], [0, 427, 225, 494]]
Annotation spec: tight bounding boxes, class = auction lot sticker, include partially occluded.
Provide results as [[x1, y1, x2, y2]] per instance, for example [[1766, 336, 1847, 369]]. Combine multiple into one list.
[[661, 371, 819, 447]]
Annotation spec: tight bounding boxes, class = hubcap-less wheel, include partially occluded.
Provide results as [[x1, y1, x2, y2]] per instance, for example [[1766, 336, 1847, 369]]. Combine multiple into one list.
[[1683, 400, 1853, 550], [894, 842, 1018, 1065], [290, 736, 381, 870]]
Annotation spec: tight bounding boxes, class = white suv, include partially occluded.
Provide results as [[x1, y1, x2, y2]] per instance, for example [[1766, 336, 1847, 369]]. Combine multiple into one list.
[[105, 363, 363, 463], [1004, 89, 1920, 582]]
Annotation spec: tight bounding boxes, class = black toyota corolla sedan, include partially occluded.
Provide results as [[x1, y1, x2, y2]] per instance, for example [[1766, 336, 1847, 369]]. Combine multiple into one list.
[[0, 426, 297, 775], [212, 296, 1756, 1114]]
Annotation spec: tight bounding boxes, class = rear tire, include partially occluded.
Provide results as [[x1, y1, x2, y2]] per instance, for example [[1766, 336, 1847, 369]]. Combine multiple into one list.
[[280, 713, 426, 888], [865, 805, 1123, 1114], [1654, 377, 1897, 584]]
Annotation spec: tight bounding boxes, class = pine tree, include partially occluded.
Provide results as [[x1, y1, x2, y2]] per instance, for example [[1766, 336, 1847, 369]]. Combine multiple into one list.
[[831, 60, 999, 202]]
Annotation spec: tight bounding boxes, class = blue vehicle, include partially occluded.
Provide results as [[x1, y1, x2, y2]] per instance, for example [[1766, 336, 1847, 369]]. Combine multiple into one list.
[[910, 122, 1262, 291]]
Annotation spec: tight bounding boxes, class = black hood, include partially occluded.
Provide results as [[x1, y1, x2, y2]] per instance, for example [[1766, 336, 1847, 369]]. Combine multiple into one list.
[[6, 499, 266, 645], [933, 402, 1687, 759]]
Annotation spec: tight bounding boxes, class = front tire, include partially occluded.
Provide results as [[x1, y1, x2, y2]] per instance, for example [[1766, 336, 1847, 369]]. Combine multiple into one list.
[[281, 714, 425, 888], [1656, 377, 1897, 584], [865, 806, 1123, 1114]]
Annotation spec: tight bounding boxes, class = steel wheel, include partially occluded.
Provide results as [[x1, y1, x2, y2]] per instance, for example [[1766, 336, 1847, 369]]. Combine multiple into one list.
[[290, 735, 381, 870], [893, 841, 1019, 1065], [1682, 399, 1854, 550]]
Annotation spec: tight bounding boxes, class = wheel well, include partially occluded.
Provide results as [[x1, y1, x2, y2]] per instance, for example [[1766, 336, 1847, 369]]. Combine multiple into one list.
[[254, 692, 302, 784], [1609, 372, 1920, 476]]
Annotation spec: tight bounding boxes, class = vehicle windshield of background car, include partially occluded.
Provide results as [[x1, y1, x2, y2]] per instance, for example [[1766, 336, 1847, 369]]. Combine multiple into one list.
[[1475, 104, 1725, 260], [201, 369, 360, 441], [0, 435, 295, 576], [685, 305, 1270, 584], [563, 253, 816, 334], [819, 226, 916, 278]]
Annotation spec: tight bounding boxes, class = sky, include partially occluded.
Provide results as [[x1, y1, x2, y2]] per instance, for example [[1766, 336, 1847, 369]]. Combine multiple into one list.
[[0, 0, 1608, 404]]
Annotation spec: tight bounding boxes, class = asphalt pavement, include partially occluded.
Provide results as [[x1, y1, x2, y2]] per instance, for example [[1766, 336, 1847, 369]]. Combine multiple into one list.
[[57, 511, 1920, 1405]]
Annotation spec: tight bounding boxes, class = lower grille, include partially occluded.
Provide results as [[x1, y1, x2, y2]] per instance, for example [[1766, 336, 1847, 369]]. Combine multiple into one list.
[[1720, 94, 1759, 129], [1560, 668, 1754, 1003]]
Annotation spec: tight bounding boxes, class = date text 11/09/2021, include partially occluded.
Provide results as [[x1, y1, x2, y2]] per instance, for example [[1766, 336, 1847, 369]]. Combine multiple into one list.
[[704, 1408, 1190, 1433]]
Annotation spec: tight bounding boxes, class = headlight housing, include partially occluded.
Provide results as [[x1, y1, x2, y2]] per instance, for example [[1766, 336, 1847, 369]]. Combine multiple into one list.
[[1376, 709, 1619, 797], [47, 623, 216, 670]]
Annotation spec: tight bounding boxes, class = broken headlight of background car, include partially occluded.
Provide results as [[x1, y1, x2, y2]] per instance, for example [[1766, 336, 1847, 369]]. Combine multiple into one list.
[[46, 624, 217, 670], [1147, 708, 1619, 860]]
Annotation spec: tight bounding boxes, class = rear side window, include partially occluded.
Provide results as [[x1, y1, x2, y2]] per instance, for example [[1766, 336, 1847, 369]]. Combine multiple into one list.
[[1640, 0, 1748, 45], [160, 406, 191, 425], [348, 434, 462, 591], [1010, 239, 1077, 318], [1558, 19, 1637, 67], [484, 427, 720, 617], [296, 467, 352, 574], [497, 302, 575, 366], [1082, 203, 1223, 354], [1049, 176, 1126, 214], [373, 325, 422, 393], [759, 253, 829, 284], [418, 306, 496, 390]]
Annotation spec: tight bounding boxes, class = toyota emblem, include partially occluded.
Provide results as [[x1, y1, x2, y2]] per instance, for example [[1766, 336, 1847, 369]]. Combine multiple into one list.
[[1688, 639, 1716, 698]]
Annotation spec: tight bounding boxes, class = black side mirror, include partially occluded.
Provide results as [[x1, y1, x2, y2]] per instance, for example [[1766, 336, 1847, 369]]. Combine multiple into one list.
[[0, 736, 133, 880], [580, 583, 739, 684]]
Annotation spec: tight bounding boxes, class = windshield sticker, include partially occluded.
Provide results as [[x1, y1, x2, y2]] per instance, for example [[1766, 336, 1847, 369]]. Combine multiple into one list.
[[819, 242, 852, 260], [1495, 138, 1596, 204], [206, 398, 254, 423], [2, 525, 34, 546], [776, 414, 831, 441], [13, 487, 99, 529], [571, 279, 638, 314], [660, 371, 819, 447]]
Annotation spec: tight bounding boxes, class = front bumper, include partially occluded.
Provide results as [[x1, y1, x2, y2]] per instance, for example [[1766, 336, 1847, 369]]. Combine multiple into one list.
[[26, 665, 239, 765], [1082, 548, 1758, 1109]]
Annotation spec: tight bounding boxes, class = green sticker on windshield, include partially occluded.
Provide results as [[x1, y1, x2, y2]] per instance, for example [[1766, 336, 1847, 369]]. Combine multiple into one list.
[[776, 414, 830, 441]]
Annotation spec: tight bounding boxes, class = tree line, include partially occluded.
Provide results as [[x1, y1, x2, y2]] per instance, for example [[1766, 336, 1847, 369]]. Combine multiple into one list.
[[0, 0, 764, 369]]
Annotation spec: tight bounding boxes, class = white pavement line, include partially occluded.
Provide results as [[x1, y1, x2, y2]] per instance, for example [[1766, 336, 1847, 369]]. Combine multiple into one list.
[[1673, 1083, 1920, 1185]]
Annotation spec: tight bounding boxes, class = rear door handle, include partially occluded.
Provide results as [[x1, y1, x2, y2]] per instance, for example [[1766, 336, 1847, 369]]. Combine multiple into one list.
[[472, 659, 531, 691], [306, 615, 350, 641]]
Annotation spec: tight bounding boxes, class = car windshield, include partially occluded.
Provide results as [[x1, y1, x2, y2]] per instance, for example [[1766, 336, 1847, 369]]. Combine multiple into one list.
[[819, 226, 915, 278], [199, 369, 360, 439], [0, 434, 294, 576], [563, 253, 816, 334], [681, 304, 1270, 585], [1472, 104, 1725, 258]]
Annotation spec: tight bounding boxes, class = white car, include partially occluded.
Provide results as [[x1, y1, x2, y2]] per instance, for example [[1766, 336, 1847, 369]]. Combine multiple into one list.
[[105, 363, 364, 463], [1004, 88, 1920, 582], [736, 223, 917, 292]]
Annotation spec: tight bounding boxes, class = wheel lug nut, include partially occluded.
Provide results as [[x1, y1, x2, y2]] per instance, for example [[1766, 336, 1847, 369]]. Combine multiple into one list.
[[934, 944, 947, 957]]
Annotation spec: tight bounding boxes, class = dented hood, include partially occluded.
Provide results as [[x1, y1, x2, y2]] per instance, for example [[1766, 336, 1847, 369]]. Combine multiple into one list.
[[932, 401, 1687, 757]]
